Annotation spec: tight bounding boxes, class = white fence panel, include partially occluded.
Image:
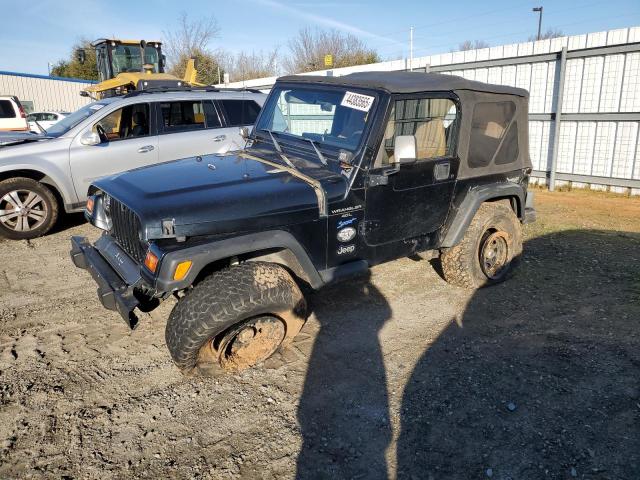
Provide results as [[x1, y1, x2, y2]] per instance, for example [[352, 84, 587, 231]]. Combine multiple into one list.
[[218, 26, 640, 192]]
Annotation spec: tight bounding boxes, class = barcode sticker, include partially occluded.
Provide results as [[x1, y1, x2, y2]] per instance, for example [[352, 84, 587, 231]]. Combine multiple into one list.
[[341, 91, 375, 112]]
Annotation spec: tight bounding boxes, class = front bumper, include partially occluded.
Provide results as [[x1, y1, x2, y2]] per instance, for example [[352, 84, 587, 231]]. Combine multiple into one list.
[[70, 235, 142, 329]]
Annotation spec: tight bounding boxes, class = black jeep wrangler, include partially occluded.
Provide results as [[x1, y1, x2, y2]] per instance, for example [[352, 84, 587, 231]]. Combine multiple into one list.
[[71, 72, 535, 373]]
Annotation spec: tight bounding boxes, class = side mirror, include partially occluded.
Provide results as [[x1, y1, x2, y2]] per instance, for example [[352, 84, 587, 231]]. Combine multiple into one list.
[[393, 135, 417, 164], [239, 126, 250, 140], [80, 130, 102, 146], [161, 54, 167, 68]]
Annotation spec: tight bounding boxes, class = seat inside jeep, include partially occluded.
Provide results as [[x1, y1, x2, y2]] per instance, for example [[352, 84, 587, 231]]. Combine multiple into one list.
[[377, 98, 456, 165]]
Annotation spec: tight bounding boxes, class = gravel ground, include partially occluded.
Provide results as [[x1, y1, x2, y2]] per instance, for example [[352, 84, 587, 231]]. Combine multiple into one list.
[[0, 190, 639, 479]]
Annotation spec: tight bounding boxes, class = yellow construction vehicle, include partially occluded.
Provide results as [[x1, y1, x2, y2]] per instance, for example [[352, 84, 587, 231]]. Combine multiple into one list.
[[77, 39, 198, 99]]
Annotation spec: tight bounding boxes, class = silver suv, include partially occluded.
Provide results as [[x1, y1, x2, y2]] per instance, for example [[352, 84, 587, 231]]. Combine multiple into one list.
[[0, 88, 265, 239]]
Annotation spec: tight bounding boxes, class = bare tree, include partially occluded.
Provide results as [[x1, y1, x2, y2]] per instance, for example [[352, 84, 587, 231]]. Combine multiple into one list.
[[163, 11, 221, 67], [162, 11, 225, 84], [284, 27, 380, 74], [226, 49, 280, 82], [528, 29, 564, 41], [456, 40, 490, 51]]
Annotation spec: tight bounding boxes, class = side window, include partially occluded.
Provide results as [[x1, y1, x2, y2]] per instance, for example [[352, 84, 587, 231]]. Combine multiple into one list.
[[0, 100, 16, 119], [159, 101, 206, 132], [375, 97, 458, 166], [203, 101, 222, 128], [93, 103, 150, 141], [468, 101, 516, 168], [494, 122, 519, 165], [220, 100, 261, 127], [27, 113, 36, 122]]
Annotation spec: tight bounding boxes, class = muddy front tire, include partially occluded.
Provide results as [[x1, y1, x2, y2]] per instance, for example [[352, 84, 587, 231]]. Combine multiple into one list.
[[165, 262, 307, 374], [440, 202, 523, 289]]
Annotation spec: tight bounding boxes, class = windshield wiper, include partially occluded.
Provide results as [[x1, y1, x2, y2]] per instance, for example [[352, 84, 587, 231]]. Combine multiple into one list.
[[33, 120, 46, 135], [260, 129, 296, 170], [303, 137, 327, 166]]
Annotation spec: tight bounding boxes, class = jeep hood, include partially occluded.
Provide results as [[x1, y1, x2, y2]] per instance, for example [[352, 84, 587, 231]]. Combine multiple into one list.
[[93, 151, 348, 239]]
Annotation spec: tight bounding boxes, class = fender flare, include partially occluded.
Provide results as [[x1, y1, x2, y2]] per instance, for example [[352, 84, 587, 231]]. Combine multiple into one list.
[[440, 183, 525, 248], [152, 230, 324, 292]]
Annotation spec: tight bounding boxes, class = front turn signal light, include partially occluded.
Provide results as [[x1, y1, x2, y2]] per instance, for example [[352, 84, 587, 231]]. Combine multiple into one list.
[[86, 197, 95, 215], [173, 260, 192, 281], [144, 250, 159, 273]]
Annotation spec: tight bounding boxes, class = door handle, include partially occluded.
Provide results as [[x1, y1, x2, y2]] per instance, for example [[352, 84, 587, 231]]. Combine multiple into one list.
[[138, 145, 155, 153], [213, 135, 227, 142]]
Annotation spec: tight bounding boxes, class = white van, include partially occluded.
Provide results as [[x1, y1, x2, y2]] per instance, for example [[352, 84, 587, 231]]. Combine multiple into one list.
[[0, 96, 29, 132]]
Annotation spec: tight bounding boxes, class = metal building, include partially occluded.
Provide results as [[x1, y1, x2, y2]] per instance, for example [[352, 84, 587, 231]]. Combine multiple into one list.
[[0, 71, 93, 113], [219, 26, 640, 194]]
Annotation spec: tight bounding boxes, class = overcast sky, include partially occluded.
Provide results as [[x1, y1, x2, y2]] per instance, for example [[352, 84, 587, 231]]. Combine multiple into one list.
[[2, 0, 639, 75]]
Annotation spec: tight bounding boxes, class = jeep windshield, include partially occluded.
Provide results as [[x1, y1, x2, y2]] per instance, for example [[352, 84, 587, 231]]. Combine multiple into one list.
[[44, 99, 117, 137], [255, 85, 377, 157]]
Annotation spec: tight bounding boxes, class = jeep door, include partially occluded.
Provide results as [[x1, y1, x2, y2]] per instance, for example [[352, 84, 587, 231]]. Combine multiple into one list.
[[69, 102, 159, 201], [363, 94, 460, 245]]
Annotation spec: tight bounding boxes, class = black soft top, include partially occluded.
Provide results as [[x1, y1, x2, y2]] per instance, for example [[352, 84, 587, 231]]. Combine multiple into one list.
[[277, 71, 528, 97]]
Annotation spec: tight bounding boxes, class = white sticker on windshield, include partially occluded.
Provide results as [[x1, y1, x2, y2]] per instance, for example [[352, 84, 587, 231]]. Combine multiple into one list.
[[341, 91, 374, 112], [89, 104, 105, 111]]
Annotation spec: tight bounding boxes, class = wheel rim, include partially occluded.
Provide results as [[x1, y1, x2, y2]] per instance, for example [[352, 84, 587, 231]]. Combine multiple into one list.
[[217, 316, 286, 370], [0, 189, 48, 232], [479, 231, 510, 280]]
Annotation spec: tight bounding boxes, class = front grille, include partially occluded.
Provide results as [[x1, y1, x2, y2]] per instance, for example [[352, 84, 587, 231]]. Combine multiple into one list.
[[107, 196, 146, 264]]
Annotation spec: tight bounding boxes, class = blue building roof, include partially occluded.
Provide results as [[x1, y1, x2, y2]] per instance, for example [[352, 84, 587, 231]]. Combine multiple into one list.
[[0, 70, 97, 84]]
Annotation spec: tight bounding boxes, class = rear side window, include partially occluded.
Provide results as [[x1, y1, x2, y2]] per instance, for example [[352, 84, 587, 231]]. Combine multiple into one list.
[[468, 101, 517, 168], [160, 101, 206, 132], [219, 100, 261, 127], [203, 101, 221, 128], [159, 101, 223, 132], [494, 122, 519, 165], [0, 100, 16, 119]]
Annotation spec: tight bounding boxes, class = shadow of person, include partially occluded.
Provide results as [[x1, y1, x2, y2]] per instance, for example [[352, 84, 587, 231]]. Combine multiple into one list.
[[397, 229, 640, 479], [296, 272, 393, 479]]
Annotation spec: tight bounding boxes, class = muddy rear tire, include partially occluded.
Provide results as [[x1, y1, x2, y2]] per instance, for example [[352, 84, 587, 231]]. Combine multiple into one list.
[[440, 201, 522, 289], [165, 262, 307, 374]]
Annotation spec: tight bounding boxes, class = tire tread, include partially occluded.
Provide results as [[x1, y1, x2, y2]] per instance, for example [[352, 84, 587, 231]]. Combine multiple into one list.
[[441, 202, 521, 289], [165, 261, 306, 373]]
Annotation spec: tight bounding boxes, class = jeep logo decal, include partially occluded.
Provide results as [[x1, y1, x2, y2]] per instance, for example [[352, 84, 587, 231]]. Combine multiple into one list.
[[337, 244, 356, 256]]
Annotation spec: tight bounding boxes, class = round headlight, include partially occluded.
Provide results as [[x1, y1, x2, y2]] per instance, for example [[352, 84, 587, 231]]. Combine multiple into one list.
[[337, 226, 356, 243]]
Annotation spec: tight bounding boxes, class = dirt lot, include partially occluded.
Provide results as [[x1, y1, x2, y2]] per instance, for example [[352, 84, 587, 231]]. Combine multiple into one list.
[[0, 190, 639, 479]]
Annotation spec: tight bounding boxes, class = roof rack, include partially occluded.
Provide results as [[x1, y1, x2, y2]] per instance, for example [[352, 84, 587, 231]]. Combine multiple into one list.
[[123, 85, 264, 98]]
